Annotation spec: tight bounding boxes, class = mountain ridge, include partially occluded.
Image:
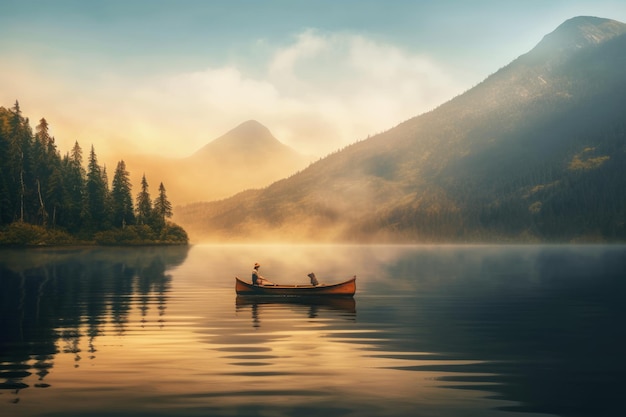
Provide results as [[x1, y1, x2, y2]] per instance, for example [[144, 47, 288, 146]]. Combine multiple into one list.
[[531, 16, 626, 55]]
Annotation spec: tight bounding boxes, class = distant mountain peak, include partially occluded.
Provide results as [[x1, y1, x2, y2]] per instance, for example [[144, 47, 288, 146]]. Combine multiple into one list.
[[190, 120, 284, 158], [212, 119, 274, 147], [528, 16, 626, 60], [231, 119, 269, 135], [189, 119, 306, 166]]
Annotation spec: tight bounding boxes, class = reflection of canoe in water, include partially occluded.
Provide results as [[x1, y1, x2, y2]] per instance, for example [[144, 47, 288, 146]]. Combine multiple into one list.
[[236, 295, 356, 313], [235, 276, 356, 297]]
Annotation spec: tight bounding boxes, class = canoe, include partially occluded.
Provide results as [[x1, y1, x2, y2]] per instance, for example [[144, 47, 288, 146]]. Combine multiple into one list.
[[235, 276, 356, 297]]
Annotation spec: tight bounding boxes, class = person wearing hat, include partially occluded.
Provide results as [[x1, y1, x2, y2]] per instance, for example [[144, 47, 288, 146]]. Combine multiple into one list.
[[252, 263, 271, 286]]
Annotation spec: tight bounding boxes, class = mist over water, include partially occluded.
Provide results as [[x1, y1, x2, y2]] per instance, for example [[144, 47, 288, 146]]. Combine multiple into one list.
[[1, 244, 625, 417]]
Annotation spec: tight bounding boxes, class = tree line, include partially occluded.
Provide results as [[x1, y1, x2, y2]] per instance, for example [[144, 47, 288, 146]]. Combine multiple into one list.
[[0, 101, 187, 245]]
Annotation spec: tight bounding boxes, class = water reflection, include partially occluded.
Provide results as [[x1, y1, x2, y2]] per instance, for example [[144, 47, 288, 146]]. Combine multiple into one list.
[[0, 246, 188, 403], [357, 245, 626, 417], [236, 296, 356, 327], [1, 244, 625, 417]]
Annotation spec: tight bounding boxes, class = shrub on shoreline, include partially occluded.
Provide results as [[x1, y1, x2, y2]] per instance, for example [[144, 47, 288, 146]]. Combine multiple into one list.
[[0, 223, 78, 246], [94, 223, 188, 246], [0, 222, 188, 247]]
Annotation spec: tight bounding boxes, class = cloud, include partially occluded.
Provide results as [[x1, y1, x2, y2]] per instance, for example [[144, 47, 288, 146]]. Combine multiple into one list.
[[261, 30, 463, 154], [142, 29, 462, 156], [1, 29, 464, 160]]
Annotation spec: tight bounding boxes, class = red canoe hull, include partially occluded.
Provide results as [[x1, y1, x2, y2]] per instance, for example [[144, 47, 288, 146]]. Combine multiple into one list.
[[235, 276, 356, 297]]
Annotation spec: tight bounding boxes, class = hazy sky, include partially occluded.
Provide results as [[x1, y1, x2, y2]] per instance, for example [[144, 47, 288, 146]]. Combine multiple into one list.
[[1, 0, 625, 159]]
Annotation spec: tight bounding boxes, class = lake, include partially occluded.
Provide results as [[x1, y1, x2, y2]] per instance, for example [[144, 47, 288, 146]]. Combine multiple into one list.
[[1, 244, 625, 417]]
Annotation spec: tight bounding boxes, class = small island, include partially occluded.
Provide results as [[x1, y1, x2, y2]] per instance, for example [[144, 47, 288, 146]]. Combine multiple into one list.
[[0, 101, 188, 247]]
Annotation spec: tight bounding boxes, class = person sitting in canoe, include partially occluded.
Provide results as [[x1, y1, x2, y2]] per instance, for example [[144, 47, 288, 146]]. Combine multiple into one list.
[[252, 263, 273, 286]]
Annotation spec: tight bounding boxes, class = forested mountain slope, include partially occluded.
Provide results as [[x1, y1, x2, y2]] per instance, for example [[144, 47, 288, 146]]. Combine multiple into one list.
[[174, 17, 626, 243]]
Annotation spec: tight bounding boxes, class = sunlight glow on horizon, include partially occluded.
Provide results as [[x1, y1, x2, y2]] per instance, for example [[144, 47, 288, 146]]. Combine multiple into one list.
[[0, 30, 464, 161]]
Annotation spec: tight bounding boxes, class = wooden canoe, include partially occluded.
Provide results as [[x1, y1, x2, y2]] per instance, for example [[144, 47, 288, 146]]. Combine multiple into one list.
[[235, 276, 356, 297]]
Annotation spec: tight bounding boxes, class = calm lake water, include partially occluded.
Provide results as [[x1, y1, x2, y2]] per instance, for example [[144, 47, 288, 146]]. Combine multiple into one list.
[[1, 244, 625, 417]]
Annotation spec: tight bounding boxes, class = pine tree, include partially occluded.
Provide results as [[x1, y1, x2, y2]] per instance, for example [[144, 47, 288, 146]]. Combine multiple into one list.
[[111, 160, 135, 228], [83, 145, 108, 233], [35, 118, 51, 149], [34, 117, 60, 225], [8, 100, 29, 222], [0, 174, 10, 225], [0, 107, 13, 225], [101, 164, 112, 228], [70, 140, 83, 167], [60, 141, 85, 232], [153, 182, 173, 228], [136, 174, 152, 226], [46, 166, 64, 228]]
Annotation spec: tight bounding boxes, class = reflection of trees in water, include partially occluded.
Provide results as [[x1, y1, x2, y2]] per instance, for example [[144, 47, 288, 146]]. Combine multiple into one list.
[[136, 257, 170, 328], [0, 246, 188, 402]]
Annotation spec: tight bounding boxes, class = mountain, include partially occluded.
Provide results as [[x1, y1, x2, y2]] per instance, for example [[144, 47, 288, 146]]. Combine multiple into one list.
[[122, 120, 310, 205], [193, 120, 294, 158], [174, 16, 626, 243]]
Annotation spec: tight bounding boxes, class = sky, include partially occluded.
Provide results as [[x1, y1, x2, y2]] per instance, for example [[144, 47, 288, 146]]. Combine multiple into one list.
[[1, 0, 625, 160]]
